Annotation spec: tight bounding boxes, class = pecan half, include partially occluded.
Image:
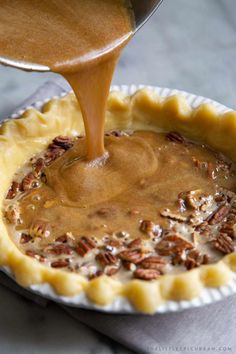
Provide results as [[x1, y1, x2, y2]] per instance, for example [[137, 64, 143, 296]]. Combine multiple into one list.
[[76, 236, 96, 256], [207, 162, 216, 179], [184, 249, 209, 270], [33, 158, 45, 177], [212, 233, 234, 254], [45, 244, 73, 256], [127, 238, 142, 249], [220, 222, 236, 239], [51, 259, 69, 268], [139, 256, 166, 270], [166, 131, 185, 144], [20, 233, 32, 244], [44, 147, 65, 165], [4, 204, 22, 224], [105, 239, 123, 248], [25, 250, 46, 262], [179, 190, 209, 210], [140, 220, 162, 236], [96, 252, 119, 267], [207, 205, 230, 225], [156, 233, 194, 256], [22, 172, 39, 191], [29, 220, 51, 238], [6, 181, 20, 199], [160, 209, 188, 222], [172, 251, 186, 265], [104, 266, 120, 276], [118, 249, 146, 264], [55, 234, 68, 243], [51, 136, 73, 150], [123, 261, 136, 271], [134, 268, 161, 280]]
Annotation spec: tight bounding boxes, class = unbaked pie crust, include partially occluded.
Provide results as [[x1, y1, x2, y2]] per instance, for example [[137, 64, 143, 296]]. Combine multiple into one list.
[[1, 88, 236, 314]]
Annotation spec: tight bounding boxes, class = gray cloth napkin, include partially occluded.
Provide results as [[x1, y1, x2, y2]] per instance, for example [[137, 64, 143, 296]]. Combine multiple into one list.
[[1, 81, 235, 354]]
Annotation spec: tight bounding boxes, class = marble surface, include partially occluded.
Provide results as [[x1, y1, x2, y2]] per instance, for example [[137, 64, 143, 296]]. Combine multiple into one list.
[[0, 0, 236, 353]]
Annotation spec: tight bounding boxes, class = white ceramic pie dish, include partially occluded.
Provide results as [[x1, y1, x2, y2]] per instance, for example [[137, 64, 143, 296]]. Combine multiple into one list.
[[1, 84, 236, 314]]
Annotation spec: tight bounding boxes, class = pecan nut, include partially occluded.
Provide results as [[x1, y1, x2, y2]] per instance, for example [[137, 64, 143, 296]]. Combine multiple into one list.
[[33, 158, 45, 177], [25, 250, 46, 262], [166, 131, 185, 144], [160, 209, 188, 222], [156, 233, 194, 256], [184, 249, 209, 270], [127, 238, 142, 249], [118, 249, 146, 264], [45, 244, 73, 256], [140, 220, 162, 236], [139, 256, 166, 270], [44, 147, 65, 165], [212, 233, 234, 254], [51, 136, 73, 150], [76, 236, 96, 256], [4, 204, 22, 224], [6, 181, 20, 199], [96, 252, 119, 267], [207, 205, 230, 225], [22, 172, 39, 191], [51, 259, 69, 268], [134, 268, 161, 280], [104, 265, 120, 276], [20, 233, 33, 244], [30, 220, 51, 238]]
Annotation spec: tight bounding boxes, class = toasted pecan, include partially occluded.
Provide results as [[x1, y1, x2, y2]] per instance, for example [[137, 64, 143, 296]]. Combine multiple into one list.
[[212, 233, 234, 254], [184, 249, 209, 270], [6, 181, 20, 199], [160, 209, 188, 223], [127, 238, 142, 249], [104, 266, 120, 276], [29, 220, 51, 238], [76, 236, 96, 256], [118, 249, 146, 264], [22, 172, 39, 191], [45, 244, 73, 256], [156, 233, 194, 256], [32, 158, 45, 176], [207, 205, 230, 225], [44, 147, 65, 165], [51, 259, 69, 268], [139, 256, 166, 270], [4, 204, 22, 225], [25, 250, 46, 262], [52, 136, 73, 150], [134, 268, 161, 280], [166, 131, 185, 144], [96, 252, 119, 267], [20, 233, 32, 244], [140, 220, 162, 236]]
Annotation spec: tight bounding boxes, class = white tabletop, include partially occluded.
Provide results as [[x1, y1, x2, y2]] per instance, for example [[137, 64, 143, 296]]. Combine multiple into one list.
[[0, 1, 236, 353]]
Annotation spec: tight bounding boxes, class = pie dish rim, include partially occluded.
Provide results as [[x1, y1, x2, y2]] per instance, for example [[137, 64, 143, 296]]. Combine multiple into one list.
[[1, 84, 236, 314]]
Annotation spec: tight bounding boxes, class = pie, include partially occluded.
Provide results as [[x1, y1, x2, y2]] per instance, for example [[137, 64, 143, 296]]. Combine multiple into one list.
[[1, 88, 236, 314]]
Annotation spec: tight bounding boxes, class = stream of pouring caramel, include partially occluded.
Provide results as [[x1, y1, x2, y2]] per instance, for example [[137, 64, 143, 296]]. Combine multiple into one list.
[[0, 0, 133, 159]]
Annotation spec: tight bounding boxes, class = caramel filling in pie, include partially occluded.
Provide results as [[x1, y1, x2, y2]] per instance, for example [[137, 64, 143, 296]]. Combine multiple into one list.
[[4, 130, 236, 281]]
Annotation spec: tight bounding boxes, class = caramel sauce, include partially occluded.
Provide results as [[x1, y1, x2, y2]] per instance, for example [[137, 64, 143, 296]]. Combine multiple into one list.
[[17, 132, 236, 241], [0, 0, 133, 159]]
